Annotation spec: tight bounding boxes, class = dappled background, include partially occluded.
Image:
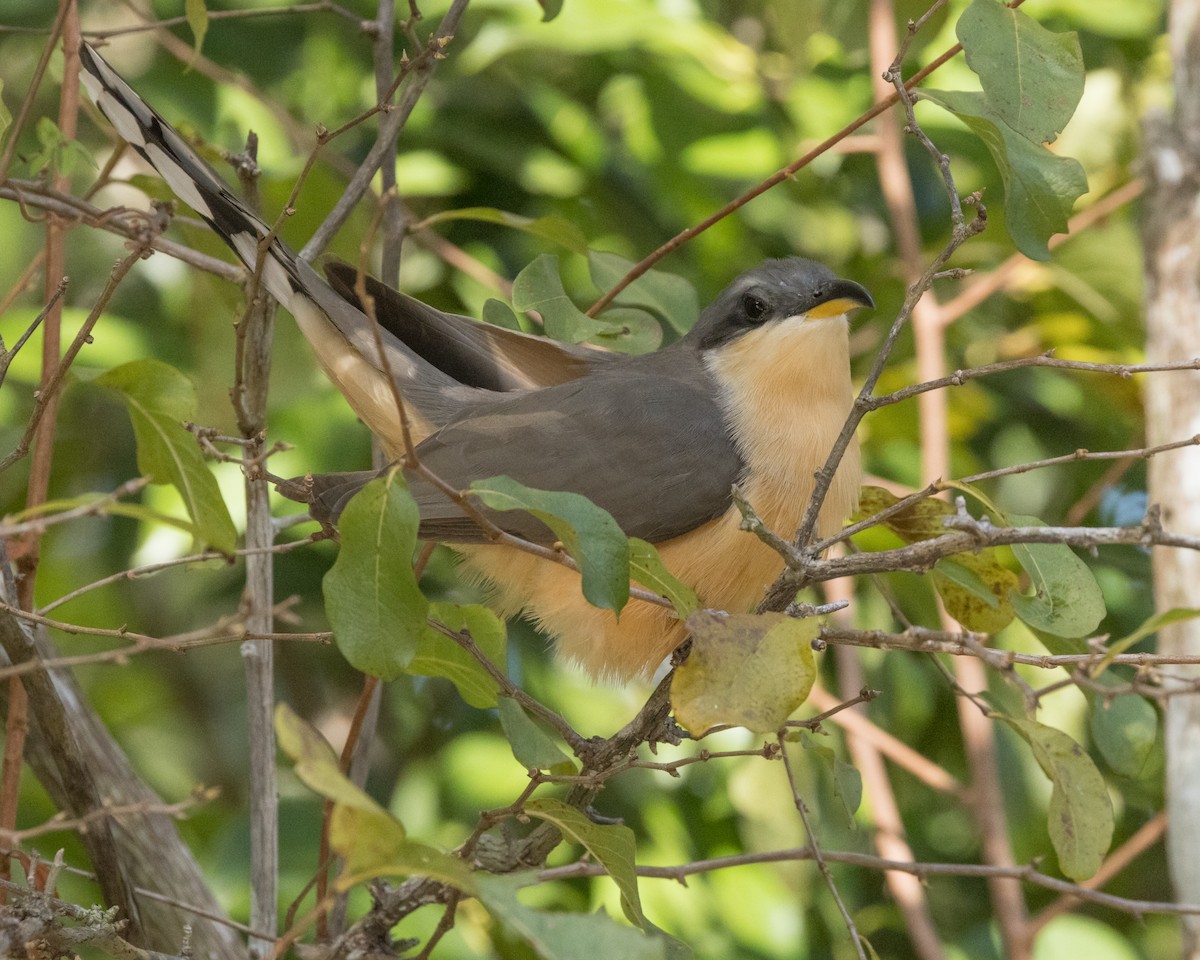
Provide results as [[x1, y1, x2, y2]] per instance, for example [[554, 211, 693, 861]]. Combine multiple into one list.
[[0, 0, 1170, 957]]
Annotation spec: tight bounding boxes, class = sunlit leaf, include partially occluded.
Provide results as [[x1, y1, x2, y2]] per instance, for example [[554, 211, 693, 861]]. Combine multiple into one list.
[[29, 116, 98, 177], [469, 475, 630, 613], [275, 704, 474, 891], [673, 612, 818, 735], [1092, 607, 1200, 675], [497, 696, 576, 775], [323, 470, 428, 679], [853, 486, 1017, 631], [998, 715, 1113, 880], [96, 359, 236, 553]]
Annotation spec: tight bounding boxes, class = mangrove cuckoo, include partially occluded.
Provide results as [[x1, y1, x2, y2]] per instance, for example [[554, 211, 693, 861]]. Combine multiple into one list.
[[80, 44, 872, 680]]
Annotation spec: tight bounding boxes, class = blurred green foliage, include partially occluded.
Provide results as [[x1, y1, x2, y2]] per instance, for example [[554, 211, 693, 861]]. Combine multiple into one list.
[[0, 0, 1175, 957]]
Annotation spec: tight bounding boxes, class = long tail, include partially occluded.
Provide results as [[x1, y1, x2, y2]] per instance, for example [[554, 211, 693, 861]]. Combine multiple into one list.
[[76, 43, 473, 446], [79, 42, 301, 306]]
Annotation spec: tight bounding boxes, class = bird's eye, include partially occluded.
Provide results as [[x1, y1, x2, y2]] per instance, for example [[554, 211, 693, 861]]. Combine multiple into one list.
[[742, 294, 768, 321]]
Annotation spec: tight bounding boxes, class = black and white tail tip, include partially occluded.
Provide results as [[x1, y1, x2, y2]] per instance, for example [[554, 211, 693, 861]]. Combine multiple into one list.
[[79, 42, 301, 305]]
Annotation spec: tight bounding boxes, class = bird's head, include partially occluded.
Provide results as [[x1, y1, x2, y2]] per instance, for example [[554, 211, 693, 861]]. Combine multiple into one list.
[[689, 258, 874, 351]]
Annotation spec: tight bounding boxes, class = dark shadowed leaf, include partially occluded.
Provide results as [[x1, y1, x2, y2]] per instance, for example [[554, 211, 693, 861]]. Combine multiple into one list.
[[0, 81, 11, 148], [803, 741, 863, 824], [411, 602, 508, 709], [537, 0, 564, 23], [482, 297, 523, 331], [497, 696, 576, 775]]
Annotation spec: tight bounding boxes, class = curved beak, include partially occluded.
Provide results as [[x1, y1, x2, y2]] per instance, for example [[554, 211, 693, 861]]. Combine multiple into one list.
[[807, 278, 875, 319]]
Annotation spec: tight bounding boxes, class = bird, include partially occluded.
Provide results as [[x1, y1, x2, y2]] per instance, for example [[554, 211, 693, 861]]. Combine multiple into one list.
[[78, 42, 872, 680]]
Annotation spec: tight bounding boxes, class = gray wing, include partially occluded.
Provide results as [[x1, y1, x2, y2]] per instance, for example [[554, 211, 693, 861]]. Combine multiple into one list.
[[323, 261, 614, 393], [409, 355, 743, 543]]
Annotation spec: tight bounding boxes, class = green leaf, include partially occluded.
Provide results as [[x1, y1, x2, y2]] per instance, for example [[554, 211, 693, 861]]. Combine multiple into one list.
[[833, 753, 864, 820], [497, 696, 576, 774], [1008, 516, 1106, 638], [469, 475, 630, 613], [419, 207, 588, 254], [940, 478, 1008, 523], [537, 0, 564, 23], [512, 254, 613, 343], [1090, 694, 1157, 779], [29, 116, 97, 177], [957, 0, 1084, 144], [853, 485, 952, 541], [411, 602, 507, 709], [628, 538, 698, 619], [185, 0, 208, 63], [524, 797, 645, 926], [7, 492, 195, 536], [482, 297, 523, 331], [588, 250, 699, 335], [96, 359, 236, 553], [673, 612, 818, 735], [920, 88, 1087, 259], [476, 872, 669, 960], [323, 470, 428, 680], [275, 704, 475, 892], [276, 702, 396, 819], [588, 306, 663, 355], [932, 553, 1017, 634], [1091, 607, 1200, 676], [853, 486, 1017, 632], [998, 715, 1114, 880], [803, 742, 862, 824], [0, 80, 11, 149]]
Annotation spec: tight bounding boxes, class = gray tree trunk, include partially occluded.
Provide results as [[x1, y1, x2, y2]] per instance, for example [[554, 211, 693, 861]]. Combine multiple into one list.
[[1143, 0, 1200, 953]]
